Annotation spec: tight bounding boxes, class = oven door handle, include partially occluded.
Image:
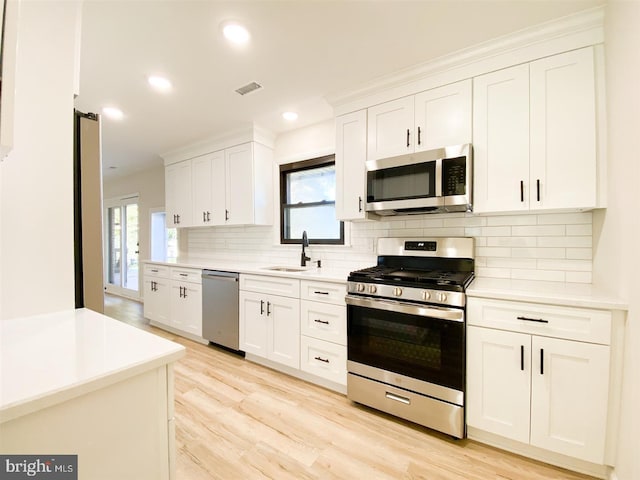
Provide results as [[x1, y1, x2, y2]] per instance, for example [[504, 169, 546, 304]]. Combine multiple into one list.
[[345, 295, 464, 322]]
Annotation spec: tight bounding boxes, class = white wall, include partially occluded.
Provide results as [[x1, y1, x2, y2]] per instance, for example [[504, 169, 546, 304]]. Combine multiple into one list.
[[0, 1, 80, 319], [598, 2, 640, 479], [103, 165, 165, 293]]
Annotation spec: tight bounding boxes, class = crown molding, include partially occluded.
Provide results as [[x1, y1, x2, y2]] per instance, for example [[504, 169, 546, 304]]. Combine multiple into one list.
[[327, 6, 605, 116], [161, 124, 276, 165]]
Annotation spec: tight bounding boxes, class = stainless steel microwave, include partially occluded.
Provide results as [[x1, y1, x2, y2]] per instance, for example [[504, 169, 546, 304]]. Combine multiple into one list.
[[365, 143, 472, 216]]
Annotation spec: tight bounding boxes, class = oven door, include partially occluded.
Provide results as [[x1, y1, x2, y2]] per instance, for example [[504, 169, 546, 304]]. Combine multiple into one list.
[[346, 295, 465, 401]]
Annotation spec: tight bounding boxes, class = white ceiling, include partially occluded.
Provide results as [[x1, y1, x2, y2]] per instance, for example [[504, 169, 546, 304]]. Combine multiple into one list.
[[74, 0, 603, 179]]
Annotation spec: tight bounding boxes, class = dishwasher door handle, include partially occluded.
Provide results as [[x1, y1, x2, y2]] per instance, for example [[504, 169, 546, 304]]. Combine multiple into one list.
[[202, 273, 239, 282]]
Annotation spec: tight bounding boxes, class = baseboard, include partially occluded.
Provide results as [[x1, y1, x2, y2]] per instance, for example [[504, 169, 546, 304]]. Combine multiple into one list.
[[149, 321, 209, 345]]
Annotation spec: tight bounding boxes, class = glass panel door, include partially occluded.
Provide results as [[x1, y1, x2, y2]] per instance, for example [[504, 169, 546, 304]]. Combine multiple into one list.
[[104, 196, 139, 297]]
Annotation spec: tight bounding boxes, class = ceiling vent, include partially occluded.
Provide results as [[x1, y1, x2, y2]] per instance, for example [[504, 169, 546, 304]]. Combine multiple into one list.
[[235, 81, 263, 96]]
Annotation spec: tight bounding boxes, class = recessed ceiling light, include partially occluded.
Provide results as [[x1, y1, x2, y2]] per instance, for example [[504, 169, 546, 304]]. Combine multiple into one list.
[[102, 107, 124, 120], [148, 75, 172, 92], [222, 22, 250, 45], [282, 111, 298, 121]]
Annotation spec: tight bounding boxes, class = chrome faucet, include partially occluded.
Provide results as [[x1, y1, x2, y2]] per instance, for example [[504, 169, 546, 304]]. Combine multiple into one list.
[[300, 230, 311, 267]]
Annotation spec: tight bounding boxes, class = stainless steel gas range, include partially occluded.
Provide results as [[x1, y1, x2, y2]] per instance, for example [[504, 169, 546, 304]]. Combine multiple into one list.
[[346, 237, 475, 438]]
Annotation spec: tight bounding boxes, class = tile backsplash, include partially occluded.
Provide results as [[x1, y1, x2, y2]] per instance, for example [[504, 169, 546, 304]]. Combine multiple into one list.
[[186, 211, 593, 283]]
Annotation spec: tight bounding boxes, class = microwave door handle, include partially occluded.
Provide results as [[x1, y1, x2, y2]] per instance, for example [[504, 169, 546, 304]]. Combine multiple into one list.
[[435, 158, 443, 197]]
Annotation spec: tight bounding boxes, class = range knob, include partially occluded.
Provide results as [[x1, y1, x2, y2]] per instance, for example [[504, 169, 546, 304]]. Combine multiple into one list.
[[422, 291, 431, 301], [368, 285, 377, 294], [438, 292, 448, 302], [393, 287, 403, 297], [356, 283, 366, 293]]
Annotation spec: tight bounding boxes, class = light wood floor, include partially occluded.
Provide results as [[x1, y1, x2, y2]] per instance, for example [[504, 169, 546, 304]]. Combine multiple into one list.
[[104, 294, 596, 480]]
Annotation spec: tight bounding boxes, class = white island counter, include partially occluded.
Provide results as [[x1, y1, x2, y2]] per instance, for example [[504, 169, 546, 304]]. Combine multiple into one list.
[[0, 308, 185, 480]]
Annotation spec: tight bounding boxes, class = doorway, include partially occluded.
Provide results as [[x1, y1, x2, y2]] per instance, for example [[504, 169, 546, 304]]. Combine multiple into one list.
[[105, 195, 140, 298]]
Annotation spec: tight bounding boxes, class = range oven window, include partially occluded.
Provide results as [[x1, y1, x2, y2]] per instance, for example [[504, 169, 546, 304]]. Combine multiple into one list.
[[347, 303, 464, 392], [367, 161, 436, 203]]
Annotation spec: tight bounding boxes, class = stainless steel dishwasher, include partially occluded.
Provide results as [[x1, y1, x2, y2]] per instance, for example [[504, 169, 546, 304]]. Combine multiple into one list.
[[201, 270, 241, 352]]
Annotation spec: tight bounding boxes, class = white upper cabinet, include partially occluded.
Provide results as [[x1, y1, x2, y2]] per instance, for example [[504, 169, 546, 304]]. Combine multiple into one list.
[[529, 48, 597, 210], [473, 47, 598, 214], [165, 141, 273, 228], [165, 160, 193, 227], [473, 64, 530, 212], [335, 109, 367, 220], [366, 80, 472, 161], [414, 80, 472, 152]]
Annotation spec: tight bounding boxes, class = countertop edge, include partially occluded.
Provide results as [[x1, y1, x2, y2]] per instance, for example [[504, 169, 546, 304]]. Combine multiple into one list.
[[0, 348, 185, 424]]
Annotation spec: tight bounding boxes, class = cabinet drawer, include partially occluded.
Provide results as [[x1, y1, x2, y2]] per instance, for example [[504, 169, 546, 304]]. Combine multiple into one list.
[[300, 300, 346, 345], [240, 274, 300, 298], [467, 297, 611, 345], [144, 264, 169, 278], [300, 336, 347, 385], [300, 280, 346, 305], [170, 267, 202, 284]]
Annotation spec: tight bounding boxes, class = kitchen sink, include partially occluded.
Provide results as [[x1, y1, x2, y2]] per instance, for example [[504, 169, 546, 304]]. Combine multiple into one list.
[[261, 266, 308, 272]]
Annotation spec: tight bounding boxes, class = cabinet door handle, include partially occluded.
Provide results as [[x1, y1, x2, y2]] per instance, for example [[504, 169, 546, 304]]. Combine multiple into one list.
[[176, 214, 180, 224], [536, 179, 541, 202], [178, 286, 183, 298], [206, 211, 210, 222], [314, 356, 330, 363], [260, 300, 265, 315], [183, 287, 187, 298], [520, 345, 524, 371], [517, 316, 549, 324], [225, 209, 229, 221], [314, 319, 330, 325], [202, 211, 206, 223], [406, 128, 410, 148], [267, 301, 271, 316], [540, 348, 544, 375], [358, 196, 363, 212], [417, 126, 421, 146], [520, 181, 524, 202], [173, 214, 177, 224]]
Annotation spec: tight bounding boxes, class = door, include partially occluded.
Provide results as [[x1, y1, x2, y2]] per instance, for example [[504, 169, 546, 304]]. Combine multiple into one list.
[[239, 291, 269, 356], [105, 196, 140, 297], [530, 47, 597, 210], [335, 110, 367, 220], [143, 277, 170, 325], [210, 151, 226, 224], [165, 160, 192, 227], [414, 80, 472, 151], [268, 295, 300, 369], [466, 326, 531, 443], [225, 143, 254, 225], [181, 282, 202, 337], [191, 154, 213, 226], [530, 336, 610, 463], [367, 96, 414, 160], [473, 64, 530, 213]]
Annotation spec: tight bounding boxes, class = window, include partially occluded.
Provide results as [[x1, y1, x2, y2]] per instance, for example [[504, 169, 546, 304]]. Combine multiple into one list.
[[280, 155, 344, 244], [150, 209, 178, 261]]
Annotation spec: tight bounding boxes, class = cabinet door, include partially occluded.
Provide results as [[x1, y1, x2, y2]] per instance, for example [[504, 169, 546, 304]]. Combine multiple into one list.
[[239, 291, 268, 357], [367, 96, 414, 160], [414, 79, 472, 151], [144, 278, 170, 326], [225, 143, 254, 225], [169, 282, 186, 331], [466, 326, 531, 443], [530, 336, 609, 463], [181, 282, 202, 337], [165, 161, 193, 227], [191, 154, 212, 226], [267, 295, 300, 369], [210, 151, 227, 224], [473, 64, 530, 213], [530, 47, 597, 210], [335, 110, 367, 220]]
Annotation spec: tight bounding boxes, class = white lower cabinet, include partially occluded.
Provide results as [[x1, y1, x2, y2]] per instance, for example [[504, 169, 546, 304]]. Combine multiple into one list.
[[143, 264, 170, 326], [239, 275, 300, 369], [467, 297, 612, 464]]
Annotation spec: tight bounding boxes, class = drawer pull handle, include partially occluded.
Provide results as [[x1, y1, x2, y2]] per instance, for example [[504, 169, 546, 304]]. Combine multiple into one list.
[[314, 319, 330, 325], [517, 316, 549, 324], [151, 269, 158, 273], [179, 273, 188, 277], [385, 392, 410, 405], [314, 356, 329, 363], [313, 291, 329, 295]]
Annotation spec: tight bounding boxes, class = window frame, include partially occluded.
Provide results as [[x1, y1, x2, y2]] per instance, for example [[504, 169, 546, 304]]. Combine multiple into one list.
[[279, 154, 344, 245]]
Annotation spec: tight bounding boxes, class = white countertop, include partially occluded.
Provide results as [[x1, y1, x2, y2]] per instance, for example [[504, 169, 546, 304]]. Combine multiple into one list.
[[467, 277, 628, 310], [0, 308, 185, 423], [146, 256, 351, 283]]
